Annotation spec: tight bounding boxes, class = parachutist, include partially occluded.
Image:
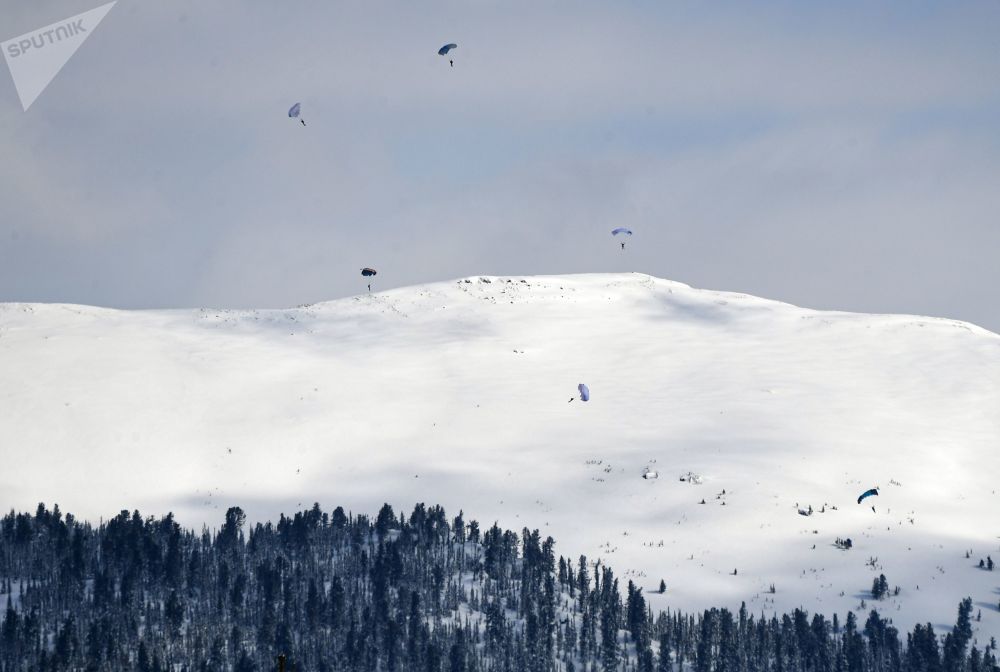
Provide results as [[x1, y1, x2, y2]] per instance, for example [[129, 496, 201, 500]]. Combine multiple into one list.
[[612, 227, 633, 249], [872, 506, 876, 513], [439, 43, 458, 66], [361, 267, 377, 292], [288, 102, 306, 126]]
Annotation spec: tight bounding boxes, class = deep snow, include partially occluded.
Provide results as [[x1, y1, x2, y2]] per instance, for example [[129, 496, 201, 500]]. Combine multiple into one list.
[[2, 273, 998, 636]]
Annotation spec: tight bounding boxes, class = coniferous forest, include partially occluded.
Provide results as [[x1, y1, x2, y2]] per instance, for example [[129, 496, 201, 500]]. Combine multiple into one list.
[[0, 503, 996, 672]]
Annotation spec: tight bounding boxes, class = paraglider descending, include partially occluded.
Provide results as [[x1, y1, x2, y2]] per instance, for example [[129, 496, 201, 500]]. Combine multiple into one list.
[[361, 267, 377, 292], [612, 227, 633, 250], [578, 383, 590, 402], [438, 43, 457, 67], [858, 487, 879, 512], [288, 102, 306, 126]]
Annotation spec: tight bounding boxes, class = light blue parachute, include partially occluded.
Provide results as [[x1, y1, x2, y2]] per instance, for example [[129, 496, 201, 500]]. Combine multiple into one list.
[[288, 102, 306, 126], [611, 227, 633, 236], [578, 383, 590, 402], [857, 488, 879, 504], [438, 43, 458, 55]]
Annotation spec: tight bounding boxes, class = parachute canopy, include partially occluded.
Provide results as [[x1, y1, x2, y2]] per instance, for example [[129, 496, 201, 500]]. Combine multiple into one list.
[[438, 43, 458, 55], [578, 383, 590, 402], [288, 103, 301, 118], [611, 227, 633, 236], [361, 268, 377, 277], [857, 488, 878, 504]]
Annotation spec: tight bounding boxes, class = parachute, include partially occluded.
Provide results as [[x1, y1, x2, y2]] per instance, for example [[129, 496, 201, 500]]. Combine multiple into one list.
[[361, 268, 377, 292], [288, 102, 306, 126], [612, 227, 633, 250], [578, 383, 590, 402], [857, 488, 879, 504], [439, 43, 457, 67]]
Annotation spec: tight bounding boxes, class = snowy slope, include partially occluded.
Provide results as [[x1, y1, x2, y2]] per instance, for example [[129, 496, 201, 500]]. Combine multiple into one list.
[[2, 273, 999, 636]]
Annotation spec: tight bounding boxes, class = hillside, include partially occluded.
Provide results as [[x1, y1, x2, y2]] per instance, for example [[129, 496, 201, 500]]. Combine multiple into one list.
[[1, 273, 998, 636]]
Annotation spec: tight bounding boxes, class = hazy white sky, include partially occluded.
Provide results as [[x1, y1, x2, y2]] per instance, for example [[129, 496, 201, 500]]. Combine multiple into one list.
[[2, 1, 999, 331]]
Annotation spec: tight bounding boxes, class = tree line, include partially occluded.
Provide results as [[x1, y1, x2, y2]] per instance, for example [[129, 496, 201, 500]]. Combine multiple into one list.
[[0, 503, 995, 672]]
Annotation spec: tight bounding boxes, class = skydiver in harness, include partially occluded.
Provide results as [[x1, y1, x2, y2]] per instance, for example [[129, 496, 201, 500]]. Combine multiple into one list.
[[361, 268, 377, 292], [439, 44, 457, 68], [858, 486, 879, 513]]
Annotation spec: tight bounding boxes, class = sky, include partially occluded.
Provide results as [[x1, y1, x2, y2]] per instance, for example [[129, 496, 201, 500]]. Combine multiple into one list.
[[2, 1, 999, 332]]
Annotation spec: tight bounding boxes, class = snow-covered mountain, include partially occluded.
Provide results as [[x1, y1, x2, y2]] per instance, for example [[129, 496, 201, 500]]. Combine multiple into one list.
[[2, 273, 998, 635]]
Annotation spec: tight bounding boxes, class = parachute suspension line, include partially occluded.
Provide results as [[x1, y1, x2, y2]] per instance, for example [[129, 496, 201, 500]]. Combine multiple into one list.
[[439, 43, 458, 68], [612, 227, 633, 252], [361, 267, 377, 294]]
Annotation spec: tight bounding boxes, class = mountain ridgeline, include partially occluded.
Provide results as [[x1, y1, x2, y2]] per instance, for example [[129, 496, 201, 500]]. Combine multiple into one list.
[[3, 275, 999, 632], [0, 503, 994, 672]]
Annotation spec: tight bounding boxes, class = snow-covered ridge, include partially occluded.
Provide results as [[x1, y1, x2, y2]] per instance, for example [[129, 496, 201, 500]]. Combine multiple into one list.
[[1, 273, 998, 636]]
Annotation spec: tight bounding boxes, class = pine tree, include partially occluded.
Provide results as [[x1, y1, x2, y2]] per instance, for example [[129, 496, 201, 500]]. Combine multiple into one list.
[[871, 574, 889, 600], [943, 598, 974, 672], [657, 632, 672, 672], [600, 600, 619, 672], [375, 503, 396, 539]]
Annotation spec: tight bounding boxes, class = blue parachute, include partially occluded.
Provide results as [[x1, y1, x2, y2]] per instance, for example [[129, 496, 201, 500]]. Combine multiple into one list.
[[578, 383, 590, 402], [288, 102, 306, 126], [857, 488, 879, 504], [439, 43, 457, 67]]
